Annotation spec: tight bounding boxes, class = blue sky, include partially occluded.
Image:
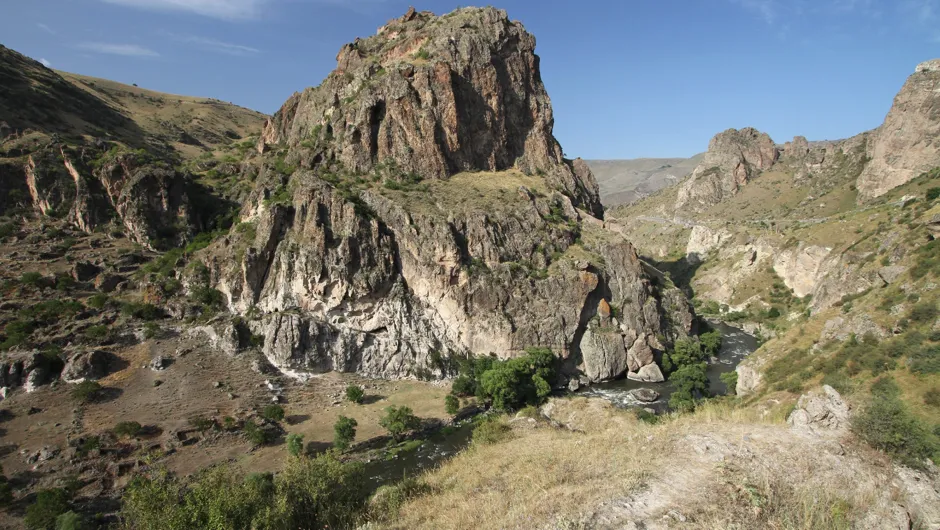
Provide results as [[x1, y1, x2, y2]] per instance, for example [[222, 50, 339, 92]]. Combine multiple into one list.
[[1, 0, 938, 158]]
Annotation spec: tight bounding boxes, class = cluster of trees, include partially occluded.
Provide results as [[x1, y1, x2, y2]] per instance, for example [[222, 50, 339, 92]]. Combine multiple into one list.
[[663, 331, 722, 411], [449, 348, 557, 412]]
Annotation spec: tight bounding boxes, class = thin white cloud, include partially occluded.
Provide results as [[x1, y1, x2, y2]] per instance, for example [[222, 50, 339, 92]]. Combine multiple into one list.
[[100, 0, 266, 20], [78, 42, 160, 57], [163, 33, 261, 56], [39, 58, 52, 67], [37, 23, 56, 34]]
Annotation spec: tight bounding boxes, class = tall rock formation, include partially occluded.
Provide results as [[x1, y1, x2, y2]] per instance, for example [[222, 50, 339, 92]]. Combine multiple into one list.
[[856, 59, 940, 198], [675, 128, 778, 211], [202, 7, 694, 382]]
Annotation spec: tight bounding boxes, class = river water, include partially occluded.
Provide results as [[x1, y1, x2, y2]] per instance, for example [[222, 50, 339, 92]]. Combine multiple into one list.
[[578, 321, 758, 412]]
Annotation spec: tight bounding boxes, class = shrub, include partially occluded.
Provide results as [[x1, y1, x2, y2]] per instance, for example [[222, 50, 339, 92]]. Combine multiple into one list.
[[345, 385, 364, 404], [243, 420, 272, 446], [84, 325, 109, 341], [333, 416, 358, 451], [71, 381, 102, 404], [926, 187, 940, 201], [444, 394, 459, 415], [113, 421, 143, 438], [369, 476, 430, 522], [471, 417, 513, 446], [634, 409, 660, 424], [261, 404, 285, 422], [477, 348, 556, 411], [286, 433, 305, 457], [122, 455, 367, 530], [122, 302, 163, 321], [86, 294, 108, 309], [924, 388, 940, 408], [0, 466, 12, 507], [24, 488, 70, 530], [668, 362, 709, 412], [719, 371, 738, 395], [908, 301, 938, 324], [852, 396, 936, 469], [143, 322, 160, 339], [20, 272, 47, 288], [54, 511, 89, 530], [379, 406, 420, 441], [1, 319, 35, 350], [190, 286, 224, 308], [188, 417, 215, 431], [55, 275, 75, 291]]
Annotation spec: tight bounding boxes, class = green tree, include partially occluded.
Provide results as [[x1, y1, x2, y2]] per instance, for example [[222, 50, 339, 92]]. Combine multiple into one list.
[[700, 331, 722, 357], [334, 416, 358, 451], [668, 362, 709, 412], [25, 488, 70, 530], [286, 433, 305, 457], [345, 385, 364, 404], [444, 394, 460, 415], [379, 406, 420, 441], [662, 339, 705, 374], [720, 371, 738, 395], [54, 511, 89, 530]]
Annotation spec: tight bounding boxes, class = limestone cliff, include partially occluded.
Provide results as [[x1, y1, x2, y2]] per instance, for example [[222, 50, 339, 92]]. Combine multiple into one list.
[[856, 59, 940, 198], [202, 7, 694, 383]]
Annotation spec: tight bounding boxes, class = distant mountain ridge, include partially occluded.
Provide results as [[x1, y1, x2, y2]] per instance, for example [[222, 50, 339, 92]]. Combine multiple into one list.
[[588, 154, 704, 207]]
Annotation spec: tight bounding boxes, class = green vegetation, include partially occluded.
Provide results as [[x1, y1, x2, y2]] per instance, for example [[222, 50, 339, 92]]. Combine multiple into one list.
[[53, 511, 89, 530], [70, 381, 102, 404], [261, 404, 285, 423], [243, 420, 272, 446], [83, 325, 109, 341], [852, 393, 937, 469], [121, 302, 163, 321], [444, 394, 460, 415], [345, 385, 364, 404], [24, 488, 71, 530], [188, 416, 215, 431], [720, 371, 738, 395], [379, 406, 420, 441], [286, 433, 305, 457], [86, 293, 108, 309], [369, 476, 430, 523], [0, 465, 12, 507], [333, 416, 358, 451], [121, 454, 367, 530], [471, 417, 513, 446], [114, 421, 143, 438], [143, 322, 160, 339]]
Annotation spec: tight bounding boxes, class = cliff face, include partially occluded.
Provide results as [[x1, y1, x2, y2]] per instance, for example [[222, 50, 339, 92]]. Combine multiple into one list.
[[856, 60, 940, 199], [203, 7, 694, 383], [675, 128, 778, 211], [258, 7, 601, 216]]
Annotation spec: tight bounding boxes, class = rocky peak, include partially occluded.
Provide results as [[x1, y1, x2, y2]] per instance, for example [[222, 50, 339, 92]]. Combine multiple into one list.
[[856, 59, 940, 198], [257, 6, 601, 215], [675, 127, 778, 210]]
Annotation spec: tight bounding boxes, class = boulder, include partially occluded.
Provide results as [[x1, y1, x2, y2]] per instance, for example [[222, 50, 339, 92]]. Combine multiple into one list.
[[580, 328, 627, 382], [787, 385, 850, 433], [71, 261, 101, 282], [61, 350, 113, 383], [626, 334, 655, 373], [630, 388, 660, 403], [627, 363, 664, 383]]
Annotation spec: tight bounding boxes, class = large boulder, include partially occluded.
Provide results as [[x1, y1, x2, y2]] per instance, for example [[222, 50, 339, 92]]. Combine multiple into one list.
[[787, 385, 850, 433], [627, 363, 665, 383], [580, 328, 627, 382], [61, 350, 113, 383]]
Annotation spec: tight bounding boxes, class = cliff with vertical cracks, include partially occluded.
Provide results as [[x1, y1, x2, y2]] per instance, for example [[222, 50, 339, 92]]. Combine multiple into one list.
[[202, 7, 695, 383]]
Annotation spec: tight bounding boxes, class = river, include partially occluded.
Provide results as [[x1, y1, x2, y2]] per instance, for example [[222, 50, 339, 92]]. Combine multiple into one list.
[[578, 321, 758, 411]]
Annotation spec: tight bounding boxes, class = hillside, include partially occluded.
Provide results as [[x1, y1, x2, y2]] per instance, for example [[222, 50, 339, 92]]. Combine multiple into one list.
[[589, 154, 703, 207]]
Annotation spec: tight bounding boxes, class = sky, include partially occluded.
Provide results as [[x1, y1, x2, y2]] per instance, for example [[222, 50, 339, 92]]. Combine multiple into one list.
[[1, 0, 938, 159]]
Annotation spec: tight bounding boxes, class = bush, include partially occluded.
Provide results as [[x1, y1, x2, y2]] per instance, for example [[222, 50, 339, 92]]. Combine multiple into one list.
[[719, 371, 738, 395], [926, 187, 940, 201], [122, 302, 163, 321], [71, 381, 102, 404], [113, 421, 143, 438], [24, 488, 70, 530], [143, 322, 160, 339], [924, 388, 940, 408], [852, 396, 936, 469], [333, 416, 358, 451], [369, 476, 431, 522], [662, 339, 706, 374], [190, 286, 224, 309], [668, 362, 709, 412], [0, 465, 12, 507], [20, 272, 48, 288], [908, 301, 938, 324], [188, 417, 215, 431], [1, 319, 35, 350], [700, 331, 723, 357], [84, 325, 109, 341], [122, 455, 368, 530], [451, 374, 475, 397], [379, 406, 420, 441], [54, 511, 89, 530], [444, 394, 459, 415], [345, 385, 364, 404], [86, 294, 108, 309], [286, 433, 304, 457], [634, 408, 660, 424], [261, 404, 285, 423], [243, 420, 272, 446], [471, 417, 513, 446], [478, 348, 556, 411]]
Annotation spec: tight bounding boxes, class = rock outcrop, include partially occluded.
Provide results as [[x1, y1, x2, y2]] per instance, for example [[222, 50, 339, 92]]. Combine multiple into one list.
[[675, 128, 778, 211], [787, 385, 850, 434], [857, 60, 940, 198], [202, 7, 694, 382], [772, 244, 831, 298]]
